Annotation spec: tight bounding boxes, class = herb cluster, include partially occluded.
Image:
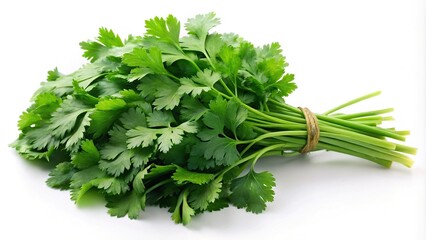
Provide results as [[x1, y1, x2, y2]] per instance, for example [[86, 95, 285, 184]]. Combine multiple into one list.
[[12, 13, 415, 225]]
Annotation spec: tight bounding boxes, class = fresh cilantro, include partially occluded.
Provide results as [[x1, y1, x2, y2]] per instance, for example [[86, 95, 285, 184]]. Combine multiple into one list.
[[172, 165, 214, 185], [126, 121, 197, 153], [107, 190, 145, 219], [71, 140, 100, 169], [46, 162, 76, 189], [12, 13, 416, 226], [172, 190, 194, 225], [189, 178, 222, 210], [230, 170, 276, 213]]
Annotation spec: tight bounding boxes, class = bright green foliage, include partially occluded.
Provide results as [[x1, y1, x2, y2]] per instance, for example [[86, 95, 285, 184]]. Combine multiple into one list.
[[172, 165, 214, 185], [71, 140, 100, 169], [230, 170, 276, 213], [126, 121, 197, 153], [189, 178, 222, 210], [172, 191, 194, 225], [123, 47, 168, 76], [46, 162, 76, 189], [107, 190, 145, 219], [80, 27, 125, 62], [12, 13, 415, 226]]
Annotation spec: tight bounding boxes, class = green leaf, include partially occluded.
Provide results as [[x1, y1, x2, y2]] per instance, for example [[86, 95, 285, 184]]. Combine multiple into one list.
[[80, 28, 124, 62], [177, 69, 220, 97], [100, 127, 129, 159], [147, 110, 175, 127], [107, 190, 145, 219], [157, 122, 197, 153], [126, 126, 158, 149], [268, 73, 297, 98], [99, 148, 133, 177], [145, 15, 181, 46], [97, 27, 124, 48], [157, 127, 184, 153], [33, 92, 62, 118], [180, 35, 205, 53], [71, 182, 94, 203], [90, 177, 129, 195], [18, 112, 42, 131], [192, 69, 221, 88], [122, 47, 168, 75], [181, 13, 220, 55], [200, 111, 224, 139], [189, 178, 222, 210], [177, 121, 198, 134], [178, 77, 210, 97], [120, 89, 146, 105], [206, 33, 225, 61], [127, 67, 153, 82], [208, 96, 227, 121], [46, 162, 76, 190], [34, 91, 62, 105], [127, 121, 196, 153], [25, 125, 59, 150], [120, 107, 147, 129], [236, 122, 258, 140], [32, 61, 107, 99], [70, 166, 105, 189], [218, 45, 241, 81], [133, 166, 150, 194], [71, 140, 100, 169], [80, 41, 105, 62], [180, 96, 208, 121], [93, 78, 126, 96], [95, 98, 127, 111], [49, 96, 93, 138], [185, 12, 220, 40], [88, 110, 123, 138], [225, 98, 248, 133], [47, 67, 61, 81], [187, 154, 216, 170], [172, 191, 194, 225], [152, 79, 182, 110], [172, 165, 214, 185], [99, 126, 149, 175], [206, 198, 229, 212], [131, 147, 151, 168], [61, 111, 93, 151], [230, 170, 276, 213], [201, 136, 240, 166]]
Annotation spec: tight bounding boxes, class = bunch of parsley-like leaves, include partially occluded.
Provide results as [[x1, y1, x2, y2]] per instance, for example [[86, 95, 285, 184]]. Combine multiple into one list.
[[12, 13, 415, 225]]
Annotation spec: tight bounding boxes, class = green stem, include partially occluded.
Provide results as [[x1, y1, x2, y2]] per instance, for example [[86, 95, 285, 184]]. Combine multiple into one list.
[[219, 79, 235, 97], [332, 108, 394, 120], [239, 131, 307, 155], [323, 91, 382, 115], [251, 144, 287, 167], [317, 115, 405, 141]]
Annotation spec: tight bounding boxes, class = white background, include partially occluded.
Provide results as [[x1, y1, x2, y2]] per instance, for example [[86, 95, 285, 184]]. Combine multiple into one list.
[[0, 0, 425, 239]]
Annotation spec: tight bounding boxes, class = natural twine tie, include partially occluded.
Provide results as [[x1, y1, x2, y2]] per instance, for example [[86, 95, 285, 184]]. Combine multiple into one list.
[[298, 107, 320, 153]]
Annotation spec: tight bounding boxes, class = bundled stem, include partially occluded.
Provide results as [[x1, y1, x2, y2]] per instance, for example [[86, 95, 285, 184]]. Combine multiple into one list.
[[234, 91, 415, 171]]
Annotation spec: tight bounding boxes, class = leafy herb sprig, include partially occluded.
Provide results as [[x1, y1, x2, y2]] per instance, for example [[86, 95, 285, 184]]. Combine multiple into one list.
[[12, 13, 415, 225]]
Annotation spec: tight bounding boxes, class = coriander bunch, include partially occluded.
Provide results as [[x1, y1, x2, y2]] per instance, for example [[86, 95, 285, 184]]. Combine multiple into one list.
[[12, 13, 415, 225]]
